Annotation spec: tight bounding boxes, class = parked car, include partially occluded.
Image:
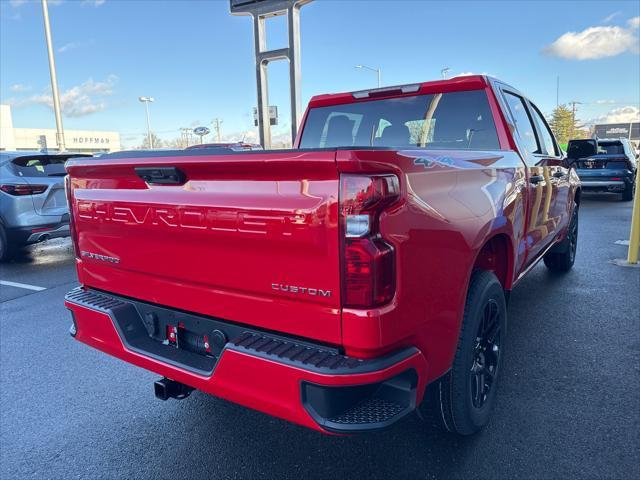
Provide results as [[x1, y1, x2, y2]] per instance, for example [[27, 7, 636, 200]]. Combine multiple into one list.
[[0, 152, 89, 261], [64, 75, 580, 436], [567, 137, 637, 201], [185, 142, 262, 151]]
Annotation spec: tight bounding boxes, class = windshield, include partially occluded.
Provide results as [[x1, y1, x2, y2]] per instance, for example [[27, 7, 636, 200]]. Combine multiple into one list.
[[299, 89, 500, 150]]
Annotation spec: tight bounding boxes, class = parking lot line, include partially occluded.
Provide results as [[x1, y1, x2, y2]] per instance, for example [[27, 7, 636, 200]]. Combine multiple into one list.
[[0, 280, 47, 292]]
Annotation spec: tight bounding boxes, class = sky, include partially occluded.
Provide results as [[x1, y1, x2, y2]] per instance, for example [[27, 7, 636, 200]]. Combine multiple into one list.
[[1, 0, 639, 148]]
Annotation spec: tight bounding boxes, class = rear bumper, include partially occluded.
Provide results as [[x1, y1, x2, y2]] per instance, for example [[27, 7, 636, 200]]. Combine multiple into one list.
[[575, 170, 634, 193], [580, 180, 627, 192], [5, 216, 70, 245], [65, 287, 428, 434]]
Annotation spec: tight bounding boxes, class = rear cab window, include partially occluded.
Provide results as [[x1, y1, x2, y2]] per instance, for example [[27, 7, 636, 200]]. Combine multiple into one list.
[[299, 89, 501, 150]]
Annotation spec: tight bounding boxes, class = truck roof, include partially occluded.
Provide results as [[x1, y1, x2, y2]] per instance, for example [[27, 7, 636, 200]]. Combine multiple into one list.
[[308, 75, 496, 108]]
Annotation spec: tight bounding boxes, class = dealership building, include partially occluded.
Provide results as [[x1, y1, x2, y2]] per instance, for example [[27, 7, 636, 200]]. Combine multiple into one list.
[[593, 122, 639, 148], [0, 104, 121, 154]]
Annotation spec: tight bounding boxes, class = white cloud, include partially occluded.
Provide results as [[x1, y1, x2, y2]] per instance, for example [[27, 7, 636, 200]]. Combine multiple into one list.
[[217, 128, 291, 147], [594, 99, 616, 105], [10, 83, 31, 92], [57, 40, 93, 53], [454, 71, 495, 78], [544, 23, 639, 60], [9, 75, 118, 118], [602, 12, 621, 23], [629, 16, 640, 29], [587, 106, 640, 125], [9, 0, 63, 7], [81, 0, 105, 6]]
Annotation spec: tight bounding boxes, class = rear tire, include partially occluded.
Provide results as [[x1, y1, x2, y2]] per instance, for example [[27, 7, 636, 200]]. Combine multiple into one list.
[[543, 202, 578, 272], [621, 181, 634, 201], [420, 270, 507, 435], [0, 225, 10, 262]]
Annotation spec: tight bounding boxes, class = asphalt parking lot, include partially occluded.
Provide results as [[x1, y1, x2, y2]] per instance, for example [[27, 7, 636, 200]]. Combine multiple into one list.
[[1, 195, 638, 480]]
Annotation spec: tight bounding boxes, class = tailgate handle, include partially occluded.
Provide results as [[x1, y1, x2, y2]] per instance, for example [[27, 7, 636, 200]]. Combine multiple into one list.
[[135, 167, 186, 185]]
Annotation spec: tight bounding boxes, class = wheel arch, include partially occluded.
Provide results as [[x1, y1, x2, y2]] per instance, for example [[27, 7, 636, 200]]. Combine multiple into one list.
[[471, 233, 515, 292]]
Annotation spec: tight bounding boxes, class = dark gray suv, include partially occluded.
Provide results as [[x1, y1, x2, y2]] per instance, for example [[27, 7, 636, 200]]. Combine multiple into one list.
[[0, 152, 89, 261]]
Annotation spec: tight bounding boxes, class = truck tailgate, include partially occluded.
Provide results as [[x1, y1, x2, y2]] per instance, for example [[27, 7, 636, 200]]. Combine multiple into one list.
[[65, 151, 342, 345]]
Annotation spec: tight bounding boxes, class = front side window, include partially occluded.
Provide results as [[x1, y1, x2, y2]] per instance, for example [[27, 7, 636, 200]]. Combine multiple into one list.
[[503, 92, 539, 155], [299, 89, 500, 150]]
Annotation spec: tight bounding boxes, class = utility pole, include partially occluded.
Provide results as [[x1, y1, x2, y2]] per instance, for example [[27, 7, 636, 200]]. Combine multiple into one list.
[[212, 118, 223, 142], [41, 0, 65, 152], [568, 101, 582, 138], [556, 76, 560, 107], [180, 127, 193, 147], [138, 96, 155, 148], [441, 67, 451, 80]]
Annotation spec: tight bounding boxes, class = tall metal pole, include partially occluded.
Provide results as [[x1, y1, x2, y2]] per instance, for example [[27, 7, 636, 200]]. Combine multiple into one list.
[[254, 15, 271, 149], [143, 101, 152, 148], [41, 0, 65, 152], [556, 75, 559, 107], [139, 97, 154, 148], [213, 118, 223, 142], [356, 65, 381, 87], [288, 4, 303, 142]]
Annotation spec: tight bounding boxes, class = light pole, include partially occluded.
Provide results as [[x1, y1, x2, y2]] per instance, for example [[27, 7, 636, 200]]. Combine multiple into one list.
[[138, 96, 154, 149], [441, 67, 451, 79], [355, 65, 381, 88], [41, 0, 65, 152]]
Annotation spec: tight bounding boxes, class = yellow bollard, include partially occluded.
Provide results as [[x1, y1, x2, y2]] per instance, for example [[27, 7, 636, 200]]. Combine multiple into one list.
[[627, 169, 640, 264]]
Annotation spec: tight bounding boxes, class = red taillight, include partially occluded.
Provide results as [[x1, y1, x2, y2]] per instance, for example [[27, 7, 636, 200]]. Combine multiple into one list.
[[340, 174, 400, 308], [64, 175, 81, 258], [0, 184, 47, 196]]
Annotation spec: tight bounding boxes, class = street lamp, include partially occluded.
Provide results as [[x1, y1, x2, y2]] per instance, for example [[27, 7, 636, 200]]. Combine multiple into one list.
[[355, 64, 381, 88], [441, 67, 451, 79], [138, 96, 155, 149], [41, 0, 65, 152]]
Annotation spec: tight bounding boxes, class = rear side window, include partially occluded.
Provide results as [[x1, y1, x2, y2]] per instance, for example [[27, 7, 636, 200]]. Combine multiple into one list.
[[503, 92, 538, 154], [299, 89, 500, 150]]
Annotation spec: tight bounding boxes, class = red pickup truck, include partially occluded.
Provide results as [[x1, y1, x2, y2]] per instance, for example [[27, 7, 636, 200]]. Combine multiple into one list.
[[64, 76, 580, 435]]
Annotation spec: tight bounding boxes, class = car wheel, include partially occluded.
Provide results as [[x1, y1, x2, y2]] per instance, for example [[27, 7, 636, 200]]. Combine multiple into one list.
[[420, 270, 506, 435], [621, 181, 635, 201], [543, 202, 578, 272], [0, 225, 10, 262]]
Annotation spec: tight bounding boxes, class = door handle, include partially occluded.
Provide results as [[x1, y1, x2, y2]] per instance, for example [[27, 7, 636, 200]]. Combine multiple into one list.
[[135, 166, 186, 185], [530, 174, 544, 185]]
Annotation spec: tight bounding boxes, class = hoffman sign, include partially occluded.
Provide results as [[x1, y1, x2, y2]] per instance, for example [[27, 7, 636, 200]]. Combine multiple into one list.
[[71, 136, 111, 145]]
